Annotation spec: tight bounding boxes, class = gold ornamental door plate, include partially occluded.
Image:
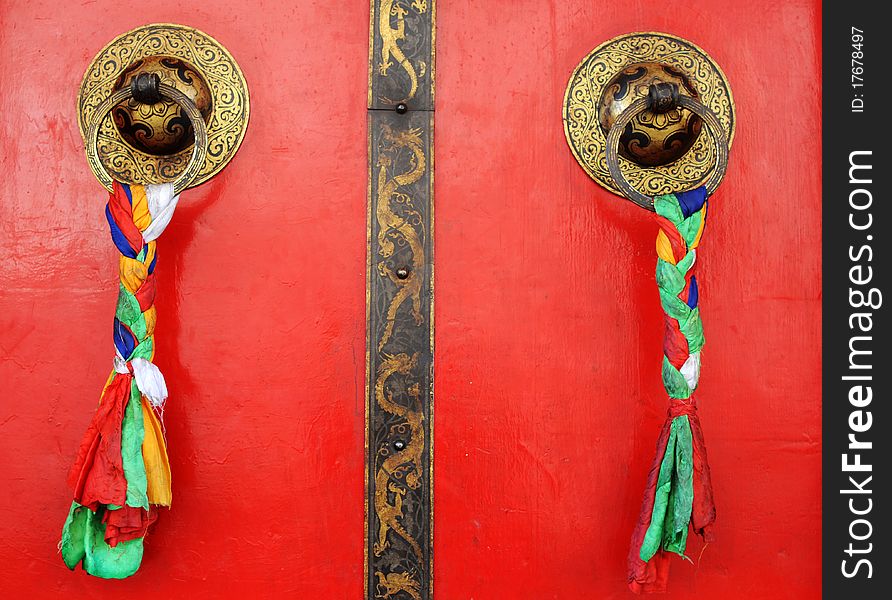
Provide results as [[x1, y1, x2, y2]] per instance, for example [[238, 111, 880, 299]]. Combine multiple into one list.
[[78, 23, 250, 191], [563, 31, 735, 198]]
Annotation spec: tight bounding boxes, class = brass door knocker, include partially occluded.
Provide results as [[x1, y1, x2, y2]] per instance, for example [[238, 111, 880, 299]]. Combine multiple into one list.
[[563, 31, 735, 204], [77, 23, 250, 190]]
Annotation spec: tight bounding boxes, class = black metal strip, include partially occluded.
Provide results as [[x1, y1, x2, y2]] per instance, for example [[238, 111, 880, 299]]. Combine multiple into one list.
[[366, 2, 434, 599]]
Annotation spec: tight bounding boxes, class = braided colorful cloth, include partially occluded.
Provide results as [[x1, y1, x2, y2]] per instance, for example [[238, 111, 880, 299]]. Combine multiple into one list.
[[628, 187, 716, 593], [61, 181, 177, 579]]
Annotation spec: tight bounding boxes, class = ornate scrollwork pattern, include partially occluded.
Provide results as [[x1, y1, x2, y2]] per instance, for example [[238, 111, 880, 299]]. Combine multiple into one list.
[[563, 32, 734, 197], [78, 23, 249, 190]]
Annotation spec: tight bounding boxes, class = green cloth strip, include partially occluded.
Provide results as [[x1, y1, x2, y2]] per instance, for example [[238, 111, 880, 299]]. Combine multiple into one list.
[[122, 380, 148, 510], [61, 502, 144, 579], [116, 283, 146, 341], [639, 415, 695, 561], [662, 356, 692, 399]]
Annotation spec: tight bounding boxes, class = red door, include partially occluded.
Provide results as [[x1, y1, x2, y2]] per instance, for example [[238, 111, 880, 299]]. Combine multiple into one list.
[[1, 1, 821, 599]]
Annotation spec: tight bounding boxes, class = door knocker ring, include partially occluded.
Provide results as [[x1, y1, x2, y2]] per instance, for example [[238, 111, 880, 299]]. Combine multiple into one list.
[[85, 73, 208, 194], [605, 82, 730, 211]]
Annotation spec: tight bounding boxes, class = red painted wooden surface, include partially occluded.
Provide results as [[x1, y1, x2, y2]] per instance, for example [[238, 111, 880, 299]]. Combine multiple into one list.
[[0, 1, 820, 599]]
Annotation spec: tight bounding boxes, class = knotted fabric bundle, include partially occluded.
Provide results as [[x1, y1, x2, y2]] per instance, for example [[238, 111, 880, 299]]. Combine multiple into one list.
[[628, 187, 716, 593], [61, 181, 177, 579]]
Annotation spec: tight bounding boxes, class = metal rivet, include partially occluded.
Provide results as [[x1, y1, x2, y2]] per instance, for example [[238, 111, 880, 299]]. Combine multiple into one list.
[[393, 440, 406, 450], [395, 102, 408, 114], [396, 267, 410, 280]]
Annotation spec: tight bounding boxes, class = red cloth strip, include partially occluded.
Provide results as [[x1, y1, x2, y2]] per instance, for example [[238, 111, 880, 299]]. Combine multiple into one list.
[[663, 317, 688, 370], [627, 414, 674, 593], [655, 214, 687, 263], [689, 409, 716, 541], [134, 272, 156, 312], [103, 505, 157, 547], [67, 373, 132, 510], [108, 182, 143, 254], [678, 270, 692, 305]]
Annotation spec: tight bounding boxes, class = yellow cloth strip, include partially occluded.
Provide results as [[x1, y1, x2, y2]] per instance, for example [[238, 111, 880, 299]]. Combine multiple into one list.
[[141, 399, 172, 506], [143, 306, 157, 340], [690, 204, 707, 250], [97, 369, 116, 405], [119, 256, 147, 293], [656, 230, 677, 265], [130, 186, 152, 232]]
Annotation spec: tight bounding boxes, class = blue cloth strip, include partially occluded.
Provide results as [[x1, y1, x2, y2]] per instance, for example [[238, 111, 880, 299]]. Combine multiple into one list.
[[106, 204, 138, 258], [676, 187, 708, 219], [113, 318, 137, 359], [687, 276, 699, 309]]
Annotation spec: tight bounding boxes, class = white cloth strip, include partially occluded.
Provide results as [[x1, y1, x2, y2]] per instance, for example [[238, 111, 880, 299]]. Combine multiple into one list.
[[131, 358, 168, 407], [680, 351, 701, 392], [112, 355, 169, 407], [143, 182, 180, 242]]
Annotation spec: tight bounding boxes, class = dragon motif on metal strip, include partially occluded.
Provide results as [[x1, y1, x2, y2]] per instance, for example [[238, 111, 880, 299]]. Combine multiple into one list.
[[378, 0, 428, 103], [375, 570, 422, 600], [373, 352, 424, 559], [375, 124, 426, 351]]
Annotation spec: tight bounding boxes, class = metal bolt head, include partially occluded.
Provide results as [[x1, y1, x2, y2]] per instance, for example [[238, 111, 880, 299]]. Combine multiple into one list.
[[393, 440, 406, 450], [647, 82, 680, 114], [395, 103, 408, 114], [131, 72, 163, 105], [396, 267, 410, 280]]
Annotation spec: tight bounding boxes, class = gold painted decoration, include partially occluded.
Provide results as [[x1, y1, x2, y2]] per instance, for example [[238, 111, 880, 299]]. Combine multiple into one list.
[[78, 23, 250, 191], [599, 62, 702, 168], [563, 32, 734, 198]]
